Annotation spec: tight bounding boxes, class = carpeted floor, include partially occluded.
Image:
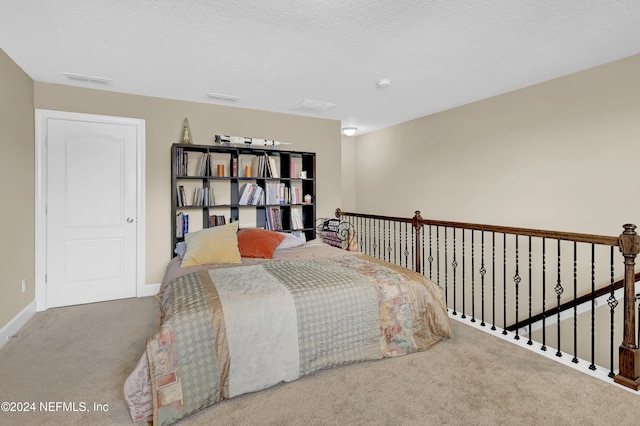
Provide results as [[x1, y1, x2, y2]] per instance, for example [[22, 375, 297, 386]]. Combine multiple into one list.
[[0, 296, 638, 426]]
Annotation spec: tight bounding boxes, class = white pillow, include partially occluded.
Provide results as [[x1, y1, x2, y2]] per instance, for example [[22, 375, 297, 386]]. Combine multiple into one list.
[[276, 232, 306, 250]]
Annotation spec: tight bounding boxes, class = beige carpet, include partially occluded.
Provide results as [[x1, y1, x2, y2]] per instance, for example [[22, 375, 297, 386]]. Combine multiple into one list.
[[0, 296, 638, 426]]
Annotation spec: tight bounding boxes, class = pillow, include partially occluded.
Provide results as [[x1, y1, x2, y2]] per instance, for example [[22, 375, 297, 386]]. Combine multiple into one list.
[[276, 231, 306, 250], [237, 228, 286, 259], [180, 222, 241, 267], [174, 241, 186, 258]]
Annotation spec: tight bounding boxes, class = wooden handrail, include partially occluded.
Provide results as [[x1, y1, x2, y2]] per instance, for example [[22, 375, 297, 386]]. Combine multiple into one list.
[[337, 209, 620, 246]]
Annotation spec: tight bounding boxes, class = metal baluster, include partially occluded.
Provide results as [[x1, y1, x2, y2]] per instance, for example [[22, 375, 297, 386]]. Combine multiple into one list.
[[589, 244, 596, 371], [471, 231, 476, 322], [428, 225, 433, 280], [394, 220, 398, 265], [437, 227, 441, 288], [502, 233, 507, 335], [492, 232, 496, 331], [462, 230, 466, 319], [514, 235, 521, 341], [377, 218, 381, 261], [480, 231, 486, 327], [404, 223, 409, 268], [452, 229, 457, 316], [607, 246, 618, 378], [445, 227, 449, 306], [572, 242, 579, 364], [386, 220, 392, 264], [555, 240, 563, 358], [541, 238, 547, 351], [527, 236, 533, 345], [420, 224, 427, 275]]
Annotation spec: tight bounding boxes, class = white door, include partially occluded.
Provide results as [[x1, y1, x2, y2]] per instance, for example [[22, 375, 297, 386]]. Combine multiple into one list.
[[45, 116, 138, 308]]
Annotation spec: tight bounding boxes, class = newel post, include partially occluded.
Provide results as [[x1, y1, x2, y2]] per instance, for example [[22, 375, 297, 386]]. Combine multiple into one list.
[[412, 211, 423, 273], [614, 223, 640, 390]]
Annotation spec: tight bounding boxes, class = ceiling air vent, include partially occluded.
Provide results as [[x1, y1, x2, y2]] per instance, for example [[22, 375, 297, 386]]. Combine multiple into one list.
[[63, 72, 112, 85], [291, 99, 337, 114], [206, 92, 240, 102]]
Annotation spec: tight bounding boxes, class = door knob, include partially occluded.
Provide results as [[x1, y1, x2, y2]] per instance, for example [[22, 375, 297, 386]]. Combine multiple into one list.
[[127, 217, 134, 223]]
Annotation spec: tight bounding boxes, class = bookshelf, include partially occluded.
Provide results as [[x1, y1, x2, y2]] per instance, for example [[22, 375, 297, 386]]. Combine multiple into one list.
[[171, 143, 316, 256]]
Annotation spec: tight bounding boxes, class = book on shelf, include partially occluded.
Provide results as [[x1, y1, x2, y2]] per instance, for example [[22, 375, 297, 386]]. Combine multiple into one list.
[[239, 183, 264, 205], [265, 206, 283, 231], [191, 187, 215, 206], [176, 212, 189, 237], [290, 208, 304, 230], [238, 183, 255, 205], [177, 185, 187, 207], [250, 153, 279, 178], [209, 215, 226, 227], [232, 157, 238, 177]]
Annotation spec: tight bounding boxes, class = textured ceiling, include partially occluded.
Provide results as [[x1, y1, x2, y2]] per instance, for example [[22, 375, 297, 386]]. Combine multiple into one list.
[[1, 1, 640, 135]]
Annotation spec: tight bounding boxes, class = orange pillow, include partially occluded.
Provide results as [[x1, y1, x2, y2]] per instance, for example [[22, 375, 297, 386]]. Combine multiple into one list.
[[237, 228, 286, 259]]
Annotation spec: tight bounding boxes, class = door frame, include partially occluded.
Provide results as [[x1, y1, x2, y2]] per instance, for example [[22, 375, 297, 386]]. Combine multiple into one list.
[[35, 109, 146, 311]]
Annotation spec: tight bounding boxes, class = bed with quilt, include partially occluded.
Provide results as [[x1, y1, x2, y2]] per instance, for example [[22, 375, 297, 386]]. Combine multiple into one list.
[[124, 222, 451, 425]]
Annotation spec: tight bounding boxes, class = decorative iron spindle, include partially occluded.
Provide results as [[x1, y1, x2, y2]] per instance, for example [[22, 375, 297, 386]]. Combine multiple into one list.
[[386, 221, 392, 264], [503, 233, 507, 335], [452, 229, 458, 316], [471, 231, 476, 322], [404, 222, 409, 268], [444, 227, 449, 306], [480, 231, 486, 327], [437, 227, 441, 288], [607, 246, 617, 378], [572, 242, 579, 364], [428, 225, 433, 280], [527, 236, 533, 346], [514, 235, 521, 341], [555, 240, 563, 358]]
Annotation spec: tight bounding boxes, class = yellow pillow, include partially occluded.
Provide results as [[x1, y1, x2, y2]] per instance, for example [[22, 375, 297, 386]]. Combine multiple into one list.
[[180, 222, 241, 267]]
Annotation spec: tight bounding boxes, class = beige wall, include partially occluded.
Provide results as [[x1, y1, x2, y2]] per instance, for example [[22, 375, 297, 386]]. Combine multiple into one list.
[[33, 83, 342, 286], [340, 135, 358, 212], [0, 50, 35, 328], [352, 54, 640, 237]]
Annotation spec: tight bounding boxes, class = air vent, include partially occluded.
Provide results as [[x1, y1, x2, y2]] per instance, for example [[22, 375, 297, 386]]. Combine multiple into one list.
[[63, 72, 112, 85], [291, 99, 337, 114], [205, 92, 240, 102]]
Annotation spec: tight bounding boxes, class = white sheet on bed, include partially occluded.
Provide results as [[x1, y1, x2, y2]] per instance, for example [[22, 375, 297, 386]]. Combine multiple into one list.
[[210, 265, 300, 397]]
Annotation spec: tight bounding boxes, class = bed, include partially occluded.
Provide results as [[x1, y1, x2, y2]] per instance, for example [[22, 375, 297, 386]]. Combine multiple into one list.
[[124, 222, 451, 425]]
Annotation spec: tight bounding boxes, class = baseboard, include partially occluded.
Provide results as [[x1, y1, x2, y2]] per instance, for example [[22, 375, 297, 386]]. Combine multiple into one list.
[[0, 299, 37, 350], [138, 282, 160, 298]]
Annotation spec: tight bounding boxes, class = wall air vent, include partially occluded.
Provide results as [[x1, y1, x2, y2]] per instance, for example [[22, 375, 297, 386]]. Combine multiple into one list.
[[291, 99, 337, 114], [62, 72, 112, 85], [205, 92, 240, 102]]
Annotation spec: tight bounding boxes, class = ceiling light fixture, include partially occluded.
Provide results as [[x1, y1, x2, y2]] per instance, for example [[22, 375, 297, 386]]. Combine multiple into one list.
[[342, 127, 358, 137], [377, 79, 391, 89]]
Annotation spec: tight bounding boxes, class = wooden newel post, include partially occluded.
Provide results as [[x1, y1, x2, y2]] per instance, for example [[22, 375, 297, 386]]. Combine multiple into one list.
[[412, 211, 423, 273], [614, 223, 640, 390]]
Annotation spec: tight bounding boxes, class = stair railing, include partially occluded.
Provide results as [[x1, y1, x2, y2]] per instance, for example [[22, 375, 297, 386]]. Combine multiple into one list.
[[335, 208, 640, 390]]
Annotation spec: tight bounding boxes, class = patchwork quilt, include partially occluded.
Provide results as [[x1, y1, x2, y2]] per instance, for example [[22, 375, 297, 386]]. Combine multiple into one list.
[[124, 254, 451, 426]]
